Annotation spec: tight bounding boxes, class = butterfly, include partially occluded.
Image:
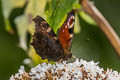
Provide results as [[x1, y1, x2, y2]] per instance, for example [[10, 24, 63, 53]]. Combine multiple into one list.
[[31, 10, 75, 61]]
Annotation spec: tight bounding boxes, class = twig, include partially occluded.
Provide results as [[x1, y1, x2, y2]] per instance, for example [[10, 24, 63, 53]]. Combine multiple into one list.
[[80, 0, 120, 56]]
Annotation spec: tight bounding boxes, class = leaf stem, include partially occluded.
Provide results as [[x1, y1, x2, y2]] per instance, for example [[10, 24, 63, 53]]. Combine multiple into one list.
[[80, 0, 120, 56]]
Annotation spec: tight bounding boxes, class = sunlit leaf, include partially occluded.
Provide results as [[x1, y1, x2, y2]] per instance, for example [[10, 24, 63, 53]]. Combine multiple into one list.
[[46, 0, 78, 33], [1, 0, 26, 31], [14, 15, 28, 50], [13, 0, 47, 64], [74, 14, 81, 34], [25, 0, 47, 18], [29, 47, 48, 66], [1, 0, 25, 18], [79, 11, 96, 25]]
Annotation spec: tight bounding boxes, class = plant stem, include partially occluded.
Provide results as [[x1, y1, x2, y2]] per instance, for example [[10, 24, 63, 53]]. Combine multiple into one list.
[[80, 0, 120, 56]]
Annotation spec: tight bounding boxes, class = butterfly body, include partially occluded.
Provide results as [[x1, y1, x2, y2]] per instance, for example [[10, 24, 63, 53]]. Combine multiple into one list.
[[31, 10, 75, 61]]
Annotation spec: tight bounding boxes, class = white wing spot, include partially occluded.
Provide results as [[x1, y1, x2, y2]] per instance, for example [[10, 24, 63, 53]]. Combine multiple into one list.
[[67, 16, 75, 29], [65, 25, 68, 28], [71, 16, 75, 19], [47, 27, 51, 32], [53, 37, 57, 40], [70, 34, 73, 38], [68, 19, 70, 23], [69, 22, 74, 29], [41, 21, 47, 24], [42, 27, 45, 30]]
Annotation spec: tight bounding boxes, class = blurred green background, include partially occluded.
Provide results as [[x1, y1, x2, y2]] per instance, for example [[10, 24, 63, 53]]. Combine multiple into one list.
[[0, 0, 120, 80]]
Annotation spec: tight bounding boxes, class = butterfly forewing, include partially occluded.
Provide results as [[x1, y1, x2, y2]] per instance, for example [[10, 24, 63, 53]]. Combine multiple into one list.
[[32, 16, 56, 38], [31, 16, 65, 61]]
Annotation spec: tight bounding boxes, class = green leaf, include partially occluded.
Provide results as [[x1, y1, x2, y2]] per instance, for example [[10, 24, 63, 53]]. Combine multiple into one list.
[[1, 0, 26, 31], [0, 1, 28, 80], [1, 0, 25, 18], [74, 14, 81, 34], [46, 0, 77, 33], [79, 11, 96, 25], [14, 15, 28, 50]]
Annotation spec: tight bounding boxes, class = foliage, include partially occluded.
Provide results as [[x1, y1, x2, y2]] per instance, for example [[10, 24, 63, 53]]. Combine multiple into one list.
[[0, 0, 120, 79]]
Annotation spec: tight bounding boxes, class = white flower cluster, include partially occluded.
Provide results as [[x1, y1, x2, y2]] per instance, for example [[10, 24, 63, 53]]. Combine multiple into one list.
[[10, 59, 120, 80]]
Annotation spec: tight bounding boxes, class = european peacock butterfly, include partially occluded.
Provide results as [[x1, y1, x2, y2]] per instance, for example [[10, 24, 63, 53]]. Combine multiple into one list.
[[31, 10, 75, 61]]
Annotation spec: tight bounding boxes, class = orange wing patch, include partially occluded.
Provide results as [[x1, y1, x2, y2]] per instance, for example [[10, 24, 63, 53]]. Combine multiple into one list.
[[58, 10, 75, 55]]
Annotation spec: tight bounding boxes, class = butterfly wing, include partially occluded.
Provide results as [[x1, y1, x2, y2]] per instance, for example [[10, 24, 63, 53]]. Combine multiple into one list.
[[31, 10, 75, 61], [58, 10, 75, 57], [31, 16, 65, 61], [32, 16, 56, 38]]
